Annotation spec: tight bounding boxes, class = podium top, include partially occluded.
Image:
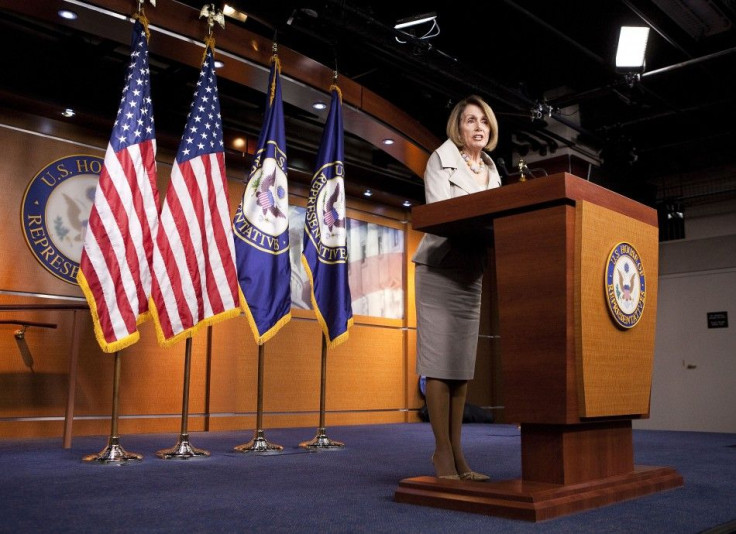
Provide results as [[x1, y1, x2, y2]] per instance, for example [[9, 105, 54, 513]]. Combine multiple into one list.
[[411, 173, 657, 238]]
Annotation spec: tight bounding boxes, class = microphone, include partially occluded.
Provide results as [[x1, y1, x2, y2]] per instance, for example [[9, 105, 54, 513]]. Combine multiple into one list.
[[520, 162, 549, 178], [520, 162, 536, 179], [495, 157, 510, 181], [528, 165, 548, 177]]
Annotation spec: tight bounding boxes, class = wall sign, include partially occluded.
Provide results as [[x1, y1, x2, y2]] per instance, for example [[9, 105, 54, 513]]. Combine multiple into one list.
[[707, 311, 728, 329], [21, 154, 102, 285]]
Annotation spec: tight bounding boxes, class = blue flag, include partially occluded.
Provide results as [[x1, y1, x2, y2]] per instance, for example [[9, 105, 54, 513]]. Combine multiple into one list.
[[233, 56, 291, 344], [302, 85, 353, 348]]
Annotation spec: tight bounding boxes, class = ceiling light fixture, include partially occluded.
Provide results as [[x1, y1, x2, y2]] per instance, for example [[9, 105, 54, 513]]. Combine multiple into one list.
[[222, 4, 248, 23], [61, 108, 75, 118], [402, 200, 412, 207], [214, 60, 225, 69], [381, 138, 395, 145], [363, 189, 373, 197], [616, 26, 650, 71], [394, 12, 437, 30], [312, 102, 327, 110], [394, 12, 439, 43]]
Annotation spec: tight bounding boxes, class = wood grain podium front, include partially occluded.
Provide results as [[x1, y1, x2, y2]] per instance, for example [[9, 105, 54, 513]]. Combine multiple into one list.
[[395, 173, 683, 521]]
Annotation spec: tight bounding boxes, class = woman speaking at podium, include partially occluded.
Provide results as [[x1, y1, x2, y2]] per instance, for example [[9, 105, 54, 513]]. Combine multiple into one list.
[[412, 95, 501, 480]]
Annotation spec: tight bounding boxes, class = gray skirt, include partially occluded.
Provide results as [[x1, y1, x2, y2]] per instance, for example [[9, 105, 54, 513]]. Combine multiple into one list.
[[415, 263, 483, 380]]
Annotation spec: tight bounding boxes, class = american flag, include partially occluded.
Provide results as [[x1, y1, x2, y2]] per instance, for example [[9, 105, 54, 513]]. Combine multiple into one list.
[[149, 44, 241, 346], [301, 85, 353, 348], [233, 55, 291, 345], [77, 19, 160, 353]]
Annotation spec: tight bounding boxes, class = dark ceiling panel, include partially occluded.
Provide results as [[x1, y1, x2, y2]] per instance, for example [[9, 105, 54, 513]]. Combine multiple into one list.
[[3, 0, 736, 208]]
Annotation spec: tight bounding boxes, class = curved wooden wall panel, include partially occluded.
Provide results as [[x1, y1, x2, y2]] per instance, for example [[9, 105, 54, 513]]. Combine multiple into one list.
[[0, 121, 429, 440]]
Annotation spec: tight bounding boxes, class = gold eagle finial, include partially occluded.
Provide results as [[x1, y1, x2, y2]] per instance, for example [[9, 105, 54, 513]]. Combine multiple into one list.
[[199, 4, 225, 34], [136, 0, 155, 12]]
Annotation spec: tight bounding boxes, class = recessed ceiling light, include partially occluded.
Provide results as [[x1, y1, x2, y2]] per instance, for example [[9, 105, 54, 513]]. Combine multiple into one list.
[[402, 200, 412, 207], [214, 60, 225, 69], [363, 189, 373, 197], [58, 9, 78, 21], [232, 137, 246, 149], [312, 102, 327, 110], [382, 138, 395, 145], [61, 108, 75, 118]]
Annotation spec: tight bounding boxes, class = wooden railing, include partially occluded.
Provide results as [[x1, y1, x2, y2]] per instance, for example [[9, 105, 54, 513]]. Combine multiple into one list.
[[0, 303, 88, 448]]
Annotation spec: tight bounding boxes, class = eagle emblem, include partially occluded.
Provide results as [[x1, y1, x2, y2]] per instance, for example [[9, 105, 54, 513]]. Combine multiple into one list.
[[617, 263, 637, 301], [314, 177, 346, 249], [21, 155, 103, 284], [237, 155, 289, 247], [322, 182, 344, 232], [256, 167, 287, 220], [605, 242, 646, 329]]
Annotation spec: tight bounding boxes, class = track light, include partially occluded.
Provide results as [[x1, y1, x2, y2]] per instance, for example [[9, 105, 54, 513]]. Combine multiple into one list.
[[394, 12, 437, 30], [394, 12, 439, 43]]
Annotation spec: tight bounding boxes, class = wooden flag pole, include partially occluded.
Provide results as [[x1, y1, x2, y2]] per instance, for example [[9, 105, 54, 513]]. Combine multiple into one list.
[[157, 337, 210, 459], [63, 309, 81, 449], [83, 351, 143, 464], [300, 334, 344, 449], [234, 342, 283, 453]]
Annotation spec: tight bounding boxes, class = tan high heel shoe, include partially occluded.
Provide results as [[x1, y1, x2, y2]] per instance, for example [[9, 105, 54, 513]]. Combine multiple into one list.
[[459, 471, 490, 482], [431, 454, 460, 479]]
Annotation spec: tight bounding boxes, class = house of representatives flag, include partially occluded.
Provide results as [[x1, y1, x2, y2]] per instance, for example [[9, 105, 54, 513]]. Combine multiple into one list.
[[149, 42, 241, 347], [302, 85, 353, 348], [77, 18, 160, 353], [233, 55, 291, 345]]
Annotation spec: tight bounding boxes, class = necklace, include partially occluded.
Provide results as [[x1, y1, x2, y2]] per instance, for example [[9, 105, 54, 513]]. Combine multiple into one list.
[[460, 151, 485, 174]]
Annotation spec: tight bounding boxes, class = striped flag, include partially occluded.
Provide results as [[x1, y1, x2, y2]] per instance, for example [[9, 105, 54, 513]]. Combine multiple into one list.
[[233, 55, 291, 344], [302, 85, 353, 348], [77, 18, 160, 353], [149, 43, 241, 346]]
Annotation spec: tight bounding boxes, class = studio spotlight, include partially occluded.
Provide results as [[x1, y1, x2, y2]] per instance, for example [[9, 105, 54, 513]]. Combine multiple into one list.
[[615, 26, 650, 72]]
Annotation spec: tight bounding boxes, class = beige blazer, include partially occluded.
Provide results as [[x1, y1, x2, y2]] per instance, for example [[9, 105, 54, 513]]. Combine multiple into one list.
[[412, 139, 502, 267]]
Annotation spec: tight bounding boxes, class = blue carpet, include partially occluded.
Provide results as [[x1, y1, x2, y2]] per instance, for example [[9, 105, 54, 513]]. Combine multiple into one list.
[[1, 423, 735, 533]]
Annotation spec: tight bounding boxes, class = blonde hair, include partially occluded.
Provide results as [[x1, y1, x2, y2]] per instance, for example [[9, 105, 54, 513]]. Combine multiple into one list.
[[446, 95, 499, 151]]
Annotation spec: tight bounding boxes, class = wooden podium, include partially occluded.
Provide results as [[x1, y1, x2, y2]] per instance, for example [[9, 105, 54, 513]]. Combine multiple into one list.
[[395, 173, 683, 521]]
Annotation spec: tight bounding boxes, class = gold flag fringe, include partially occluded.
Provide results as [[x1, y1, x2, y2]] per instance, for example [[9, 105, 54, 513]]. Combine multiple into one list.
[[239, 288, 292, 346], [300, 255, 352, 350], [77, 270, 147, 354], [148, 296, 242, 349]]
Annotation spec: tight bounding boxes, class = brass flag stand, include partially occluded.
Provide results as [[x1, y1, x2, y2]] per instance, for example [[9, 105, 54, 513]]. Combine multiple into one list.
[[300, 335, 344, 450], [157, 337, 209, 459], [234, 343, 283, 453], [83, 352, 142, 464]]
